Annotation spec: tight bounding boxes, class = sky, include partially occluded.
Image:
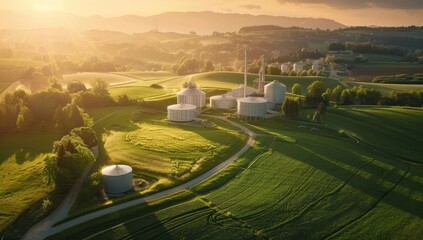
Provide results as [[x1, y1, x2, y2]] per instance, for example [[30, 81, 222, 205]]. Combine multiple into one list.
[[0, 0, 422, 26]]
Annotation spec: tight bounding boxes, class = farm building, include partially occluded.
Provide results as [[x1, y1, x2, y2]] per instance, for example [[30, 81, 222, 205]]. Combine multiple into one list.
[[227, 85, 257, 98], [177, 80, 206, 108], [210, 94, 237, 109], [167, 104, 197, 122], [312, 61, 320, 71], [264, 80, 286, 109], [102, 165, 134, 196], [281, 63, 290, 73], [293, 62, 304, 72], [237, 97, 268, 119]]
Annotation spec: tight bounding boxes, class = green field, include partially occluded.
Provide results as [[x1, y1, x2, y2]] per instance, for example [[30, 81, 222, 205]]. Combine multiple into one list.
[[347, 81, 423, 95], [50, 106, 423, 239], [349, 63, 423, 82], [82, 106, 246, 199], [0, 128, 60, 231], [0, 58, 42, 93]]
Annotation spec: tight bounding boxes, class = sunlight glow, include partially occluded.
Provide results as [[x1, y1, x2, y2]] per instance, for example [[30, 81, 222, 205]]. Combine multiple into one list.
[[32, 0, 60, 12]]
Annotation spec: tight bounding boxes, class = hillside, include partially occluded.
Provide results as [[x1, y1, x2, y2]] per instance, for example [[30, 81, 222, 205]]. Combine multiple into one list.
[[0, 10, 346, 34]]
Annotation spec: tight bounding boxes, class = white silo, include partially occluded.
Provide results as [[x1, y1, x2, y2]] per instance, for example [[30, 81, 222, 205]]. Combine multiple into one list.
[[293, 62, 304, 72], [177, 80, 206, 108], [227, 85, 257, 98], [102, 165, 133, 196], [210, 94, 237, 109], [237, 97, 268, 119], [264, 80, 286, 109], [167, 104, 197, 122]]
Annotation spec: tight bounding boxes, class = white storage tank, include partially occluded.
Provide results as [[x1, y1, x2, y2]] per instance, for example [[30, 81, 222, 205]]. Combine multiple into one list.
[[227, 85, 257, 98], [210, 94, 237, 109], [237, 97, 268, 118], [167, 104, 197, 122], [102, 165, 133, 195], [281, 63, 290, 73], [177, 80, 206, 108], [264, 80, 286, 109]]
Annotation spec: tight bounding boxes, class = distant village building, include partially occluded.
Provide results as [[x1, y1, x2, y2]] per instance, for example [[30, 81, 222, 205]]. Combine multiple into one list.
[[293, 62, 304, 72], [312, 60, 320, 71], [281, 63, 290, 73]]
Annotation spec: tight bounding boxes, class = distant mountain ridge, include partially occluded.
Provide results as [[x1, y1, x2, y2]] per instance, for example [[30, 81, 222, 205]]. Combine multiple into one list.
[[0, 10, 346, 34]]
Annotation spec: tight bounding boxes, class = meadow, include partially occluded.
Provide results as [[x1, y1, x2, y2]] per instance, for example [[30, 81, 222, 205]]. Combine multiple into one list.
[[0, 58, 42, 93], [50, 106, 423, 239], [0, 128, 61, 232], [349, 63, 423, 82], [67, 105, 247, 215]]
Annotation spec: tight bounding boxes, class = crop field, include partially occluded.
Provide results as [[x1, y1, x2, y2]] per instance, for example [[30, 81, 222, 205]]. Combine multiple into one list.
[[0, 58, 42, 93], [360, 54, 404, 63], [61, 72, 141, 87], [349, 63, 423, 82], [85, 106, 246, 196], [347, 81, 423, 95], [50, 106, 423, 239], [0, 128, 61, 231]]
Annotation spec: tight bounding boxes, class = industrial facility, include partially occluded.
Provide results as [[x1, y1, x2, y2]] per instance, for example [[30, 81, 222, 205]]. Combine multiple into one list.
[[177, 79, 206, 108], [102, 165, 134, 196], [167, 104, 197, 122]]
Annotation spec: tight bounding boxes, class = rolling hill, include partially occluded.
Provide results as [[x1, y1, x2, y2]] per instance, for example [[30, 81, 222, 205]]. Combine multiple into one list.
[[0, 9, 346, 34]]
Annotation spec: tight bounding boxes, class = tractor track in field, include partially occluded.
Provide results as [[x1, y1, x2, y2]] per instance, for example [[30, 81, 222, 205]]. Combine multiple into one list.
[[323, 164, 411, 240], [266, 151, 377, 232]]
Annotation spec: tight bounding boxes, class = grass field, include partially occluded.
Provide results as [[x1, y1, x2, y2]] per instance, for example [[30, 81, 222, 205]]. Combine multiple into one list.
[[0, 58, 42, 93], [360, 54, 404, 63], [80, 106, 246, 201], [0, 128, 61, 232], [49, 106, 423, 239], [347, 81, 423, 95], [349, 63, 423, 82]]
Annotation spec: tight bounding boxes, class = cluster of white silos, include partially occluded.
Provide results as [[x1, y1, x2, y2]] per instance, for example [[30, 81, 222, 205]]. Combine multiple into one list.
[[101, 164, 133, 196], [167, 79, 205, 122]]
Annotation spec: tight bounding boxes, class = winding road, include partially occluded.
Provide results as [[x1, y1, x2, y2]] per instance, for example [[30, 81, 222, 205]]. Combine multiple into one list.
[[23, 116, 257, 240]]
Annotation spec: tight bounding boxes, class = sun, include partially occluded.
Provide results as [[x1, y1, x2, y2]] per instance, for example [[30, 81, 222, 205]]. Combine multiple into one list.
[[32, 0, 60, 12]]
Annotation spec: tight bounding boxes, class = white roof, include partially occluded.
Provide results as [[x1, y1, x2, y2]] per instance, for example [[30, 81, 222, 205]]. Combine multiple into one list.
[[102, 165, 132, 176], [210, 94, 236, 100], [237, 97, 267, 103], [167, 104, 197, 110], [177, 87, 205, 96], [265, 80, 286, 88]]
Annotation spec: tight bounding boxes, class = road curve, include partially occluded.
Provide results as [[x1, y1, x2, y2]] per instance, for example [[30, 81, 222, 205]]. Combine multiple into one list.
[[23, 116, 256, 240]]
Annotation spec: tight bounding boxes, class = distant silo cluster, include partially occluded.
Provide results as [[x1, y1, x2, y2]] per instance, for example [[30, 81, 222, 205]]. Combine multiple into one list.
[[167, 104, 197, 122], [210, 94, 236, 109], [177, 80, 206, 108], [264, 80, 286, 109], [102, 165, 133, 196]]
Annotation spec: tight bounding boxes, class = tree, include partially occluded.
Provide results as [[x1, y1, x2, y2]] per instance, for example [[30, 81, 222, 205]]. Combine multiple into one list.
[[282, 97, 301, 120], [91, 78, 110, 96], [332, 85, 342, 104], [49, 77, 62, 91], [340, 89, 356, 105], [306, 81, 326, 106], [291, 83, 302, 95], [67, 80, 87, 93], [202, 60, 214, 72], [70, 127, 98, 148], [16, 106, 34, 131], [267, 65, 281, 75]]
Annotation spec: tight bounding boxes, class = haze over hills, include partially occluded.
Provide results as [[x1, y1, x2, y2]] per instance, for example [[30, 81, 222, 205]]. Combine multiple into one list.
[[0, 9, 346, 34]]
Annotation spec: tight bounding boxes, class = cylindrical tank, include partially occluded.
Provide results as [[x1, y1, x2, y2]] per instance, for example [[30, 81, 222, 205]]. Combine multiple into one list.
[[264, 80, 286, 109], [167, 104, 197, 122], [177, 80, 206, 108], [227, 85, 257, 98], [237, 97, 267, 117], [210, 94, 237, 109], [102, 165, 133, 195]]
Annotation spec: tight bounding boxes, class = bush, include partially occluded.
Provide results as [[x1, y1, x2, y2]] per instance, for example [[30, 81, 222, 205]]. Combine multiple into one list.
[[282, 97, 301, 120]]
